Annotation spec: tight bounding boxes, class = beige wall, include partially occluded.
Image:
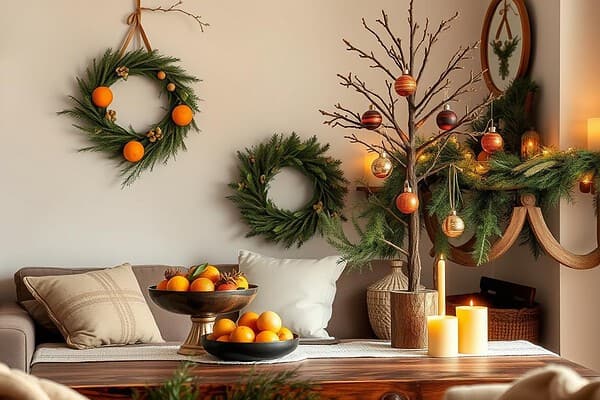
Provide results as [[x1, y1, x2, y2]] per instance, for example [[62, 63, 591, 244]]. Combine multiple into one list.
[[0, 1, 487, 300], [559, 0, 600, 372]]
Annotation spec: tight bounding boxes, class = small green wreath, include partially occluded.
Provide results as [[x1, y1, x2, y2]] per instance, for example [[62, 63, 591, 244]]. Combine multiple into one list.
[[228, 133, 348, 248], [60, 48, 200, 186]]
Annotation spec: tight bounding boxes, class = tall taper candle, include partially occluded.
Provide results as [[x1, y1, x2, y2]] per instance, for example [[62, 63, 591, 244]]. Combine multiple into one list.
[[437, 255, 446, 316]]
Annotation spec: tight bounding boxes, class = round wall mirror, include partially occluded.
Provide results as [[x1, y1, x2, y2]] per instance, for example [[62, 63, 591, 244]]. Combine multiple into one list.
[[481, 0, 531, 95]]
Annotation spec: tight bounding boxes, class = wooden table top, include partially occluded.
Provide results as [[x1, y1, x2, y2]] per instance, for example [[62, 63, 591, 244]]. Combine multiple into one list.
[[33, 355, 598, 389]]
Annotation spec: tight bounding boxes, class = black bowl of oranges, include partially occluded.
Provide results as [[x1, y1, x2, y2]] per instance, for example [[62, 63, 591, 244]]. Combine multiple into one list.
[[148, 264, 259, 356], [201, 311, 299, 361]]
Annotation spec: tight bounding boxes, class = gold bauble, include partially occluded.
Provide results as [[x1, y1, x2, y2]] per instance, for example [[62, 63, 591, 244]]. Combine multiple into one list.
[[370, 152, 393, 178], [442, 210, 465, 238]]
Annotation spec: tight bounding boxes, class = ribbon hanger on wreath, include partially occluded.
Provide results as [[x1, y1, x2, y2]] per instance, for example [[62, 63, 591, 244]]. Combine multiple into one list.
[[60, 1, 208, 186]]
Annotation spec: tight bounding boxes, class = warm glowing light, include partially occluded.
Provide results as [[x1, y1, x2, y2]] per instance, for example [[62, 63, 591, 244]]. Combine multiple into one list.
[[469, 299, 474, 307], [588, 118, 600, 151]]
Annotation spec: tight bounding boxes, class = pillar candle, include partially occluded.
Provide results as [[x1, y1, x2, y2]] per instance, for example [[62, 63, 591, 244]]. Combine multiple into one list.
[[436, 255, 446, 316], [456, 301, 488, 354], [427, 315, 458, 357]]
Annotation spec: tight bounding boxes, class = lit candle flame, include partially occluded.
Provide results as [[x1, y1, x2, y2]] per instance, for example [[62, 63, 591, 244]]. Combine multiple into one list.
[[469, 299, 474, 307]]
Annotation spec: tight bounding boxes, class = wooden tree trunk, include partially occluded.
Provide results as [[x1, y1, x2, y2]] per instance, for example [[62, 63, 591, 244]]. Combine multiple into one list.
[[390, 289, 438, 349]]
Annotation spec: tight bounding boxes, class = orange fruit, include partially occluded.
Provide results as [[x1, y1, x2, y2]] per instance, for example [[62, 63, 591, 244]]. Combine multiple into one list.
[[156, 279, 169, 290], [278, 327, 294, 341], [255, 330, 279, 343], [216, 335, 230, 342], [229, 326, 255, 343], [157, 71, 166, 80], [166, 275, 190, 291], [91, 86, 113, 108], [216, 282, 238, 291], [256, 311, 282, 333], [198, 265, 220, 283], [189, 277, 215, 292], [212, 318, 236, 338], [238, 311, 260, 332], [171, 104, 194, 127], [123, 140, 145, 162], [206, 334, 215, 341]]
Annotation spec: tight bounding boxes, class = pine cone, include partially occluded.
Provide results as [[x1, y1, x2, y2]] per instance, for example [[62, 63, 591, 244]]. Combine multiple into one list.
[[164, 267, 186, 280], [215, 272, 237, 287]]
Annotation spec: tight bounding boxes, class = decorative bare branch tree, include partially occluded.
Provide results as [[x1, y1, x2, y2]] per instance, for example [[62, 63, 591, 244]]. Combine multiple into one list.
[[320, 1, 493, 292]]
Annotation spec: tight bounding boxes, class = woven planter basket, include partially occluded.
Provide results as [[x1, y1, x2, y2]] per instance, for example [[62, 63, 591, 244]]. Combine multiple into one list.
[[366, 260, 408, 339]]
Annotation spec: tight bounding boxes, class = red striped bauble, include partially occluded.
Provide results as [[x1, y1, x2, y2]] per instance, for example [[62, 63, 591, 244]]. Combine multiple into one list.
[[481, 127, 504, 153], [436, 104, 458, 131], [394, 72, 417, 97], [361, 107, 383, 130]]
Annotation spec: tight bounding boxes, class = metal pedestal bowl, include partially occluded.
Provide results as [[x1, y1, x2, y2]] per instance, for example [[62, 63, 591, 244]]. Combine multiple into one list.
[[148, 285, 258, 356]]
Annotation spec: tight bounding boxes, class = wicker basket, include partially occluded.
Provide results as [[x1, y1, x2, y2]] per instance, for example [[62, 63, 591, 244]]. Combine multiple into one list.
[[366, 260, 409, 339], [446, 277, 540, 343]]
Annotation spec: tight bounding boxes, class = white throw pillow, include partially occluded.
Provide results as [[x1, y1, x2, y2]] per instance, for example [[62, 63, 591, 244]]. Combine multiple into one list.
[[238, 250, 346, 338]]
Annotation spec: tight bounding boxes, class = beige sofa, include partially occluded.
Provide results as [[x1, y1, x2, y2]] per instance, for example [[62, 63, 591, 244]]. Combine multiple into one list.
[[0, 263, 388, 372]]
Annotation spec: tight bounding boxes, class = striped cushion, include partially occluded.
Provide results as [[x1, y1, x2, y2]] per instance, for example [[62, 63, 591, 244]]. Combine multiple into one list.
[[23, 263, 164, 349]]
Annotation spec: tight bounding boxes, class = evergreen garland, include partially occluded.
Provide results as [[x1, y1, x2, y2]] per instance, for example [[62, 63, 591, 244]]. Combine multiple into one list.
[[59, 48, 200, 186], [228, 133, 348, 248]]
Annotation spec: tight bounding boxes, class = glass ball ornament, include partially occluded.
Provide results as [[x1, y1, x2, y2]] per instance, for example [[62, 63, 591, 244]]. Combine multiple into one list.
[[371, 152, 393, 178], [394, 70, 417, 97], [442, 210, 465, 238], [481, 126, 504, 153], [396, 183, 419, 214], [436, 104, 458, 131], [361, 105, 383, 130]]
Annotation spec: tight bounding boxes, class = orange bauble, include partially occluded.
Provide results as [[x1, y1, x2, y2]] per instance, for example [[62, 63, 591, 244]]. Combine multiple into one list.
[[477, 151, 491, 162], [91, 86, 113, 108], [395, 181, 419, 214], [171, 104, 194, 127], [123, 140, 145, 162], [394, 72, 417, 97], [481, 127, 504, 153], [396, 190, 419, 214]]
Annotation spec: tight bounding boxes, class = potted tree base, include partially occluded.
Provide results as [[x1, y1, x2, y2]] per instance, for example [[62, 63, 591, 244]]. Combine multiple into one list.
[[390, 289, 438, 349]]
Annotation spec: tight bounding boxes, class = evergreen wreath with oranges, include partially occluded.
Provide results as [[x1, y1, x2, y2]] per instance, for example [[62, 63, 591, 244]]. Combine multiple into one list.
[[60, 48, 200, 186], [228, 133, 348, 248]]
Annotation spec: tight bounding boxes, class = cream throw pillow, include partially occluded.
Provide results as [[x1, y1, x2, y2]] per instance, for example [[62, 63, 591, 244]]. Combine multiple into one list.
[[23, 263, 164, 349], [239, 250, 346, 338]]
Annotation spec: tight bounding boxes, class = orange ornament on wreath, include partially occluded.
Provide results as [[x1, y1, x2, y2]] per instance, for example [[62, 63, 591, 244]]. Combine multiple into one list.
[[171, 104, 194, 127], [123, 140, 145, 162], [91, 86, 113, 108]]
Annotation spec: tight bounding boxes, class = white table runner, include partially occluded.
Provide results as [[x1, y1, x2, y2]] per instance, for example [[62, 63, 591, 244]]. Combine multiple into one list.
[[32, 340, 556, 365]]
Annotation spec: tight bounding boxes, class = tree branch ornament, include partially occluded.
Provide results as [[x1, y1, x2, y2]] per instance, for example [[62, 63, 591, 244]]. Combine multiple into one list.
[[319, 3, 494, 292], [59, 1, 206, 186]]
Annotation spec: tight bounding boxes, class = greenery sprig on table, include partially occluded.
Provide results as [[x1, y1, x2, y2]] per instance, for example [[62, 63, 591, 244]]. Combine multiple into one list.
[[135, 362, 321, 400], [228, 133, 348, 248], [60, 48, 200, 186]]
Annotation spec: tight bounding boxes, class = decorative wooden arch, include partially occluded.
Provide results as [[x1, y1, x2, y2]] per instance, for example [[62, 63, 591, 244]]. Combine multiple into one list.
[[425, 194, 600, 269]]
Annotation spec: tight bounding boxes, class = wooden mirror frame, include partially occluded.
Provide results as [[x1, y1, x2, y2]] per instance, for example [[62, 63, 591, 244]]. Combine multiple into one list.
[[481, 0, 531, 95]]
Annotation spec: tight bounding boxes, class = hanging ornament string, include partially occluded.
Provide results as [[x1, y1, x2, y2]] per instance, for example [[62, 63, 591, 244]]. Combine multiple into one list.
[[119, 0, 153, 57], [448, 164, 462, 212]]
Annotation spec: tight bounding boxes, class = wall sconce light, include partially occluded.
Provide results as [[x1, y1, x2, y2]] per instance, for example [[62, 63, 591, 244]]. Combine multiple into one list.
[[588, 118, 600, 150], [580, 118, 600, 193]]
